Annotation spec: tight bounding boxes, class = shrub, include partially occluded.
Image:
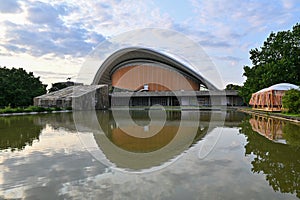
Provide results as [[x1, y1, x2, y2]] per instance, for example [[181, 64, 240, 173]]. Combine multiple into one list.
[[282, 89, 300, 114], [54, 107, 62, 111], [24, 106, 46, 112]]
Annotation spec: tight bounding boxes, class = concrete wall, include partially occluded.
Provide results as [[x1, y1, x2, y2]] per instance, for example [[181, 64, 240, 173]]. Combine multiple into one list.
[[110, 90, 244, 107], [34, 85, 109, 110]]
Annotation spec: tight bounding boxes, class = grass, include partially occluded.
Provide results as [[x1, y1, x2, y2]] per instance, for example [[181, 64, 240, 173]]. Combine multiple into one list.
[[0, 106, 68, 114], [239, 107, 300, 120], [279, 112, 300, 118]]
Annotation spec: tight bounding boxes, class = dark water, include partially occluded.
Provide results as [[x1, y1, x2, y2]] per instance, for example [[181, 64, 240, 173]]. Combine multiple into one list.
[[0, 110, 299, 199]]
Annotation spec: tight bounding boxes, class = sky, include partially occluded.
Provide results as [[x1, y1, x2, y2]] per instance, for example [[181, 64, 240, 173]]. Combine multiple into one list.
[[0, 0, 299, 88]]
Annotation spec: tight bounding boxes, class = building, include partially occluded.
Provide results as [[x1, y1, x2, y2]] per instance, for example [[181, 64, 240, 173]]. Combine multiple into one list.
[[249, 83, 299, 111], [34, 85, 109, 110], [93, 47, 243, 107], [34, 47, 244, 109]]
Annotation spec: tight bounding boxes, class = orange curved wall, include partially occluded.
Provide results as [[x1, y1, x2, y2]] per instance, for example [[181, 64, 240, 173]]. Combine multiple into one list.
[[111, 65, 199, 91], [111, 126, 177, 153]]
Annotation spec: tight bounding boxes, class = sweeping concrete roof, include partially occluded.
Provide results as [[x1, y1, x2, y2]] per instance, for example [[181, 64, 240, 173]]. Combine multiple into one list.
[[92, 47, 219, 91], [255, 83, 299, 94], [35, 85, 104, 100]]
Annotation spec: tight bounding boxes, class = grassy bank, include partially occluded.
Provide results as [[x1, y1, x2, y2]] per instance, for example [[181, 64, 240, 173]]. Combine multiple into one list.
[[238, 107, 300, 123], [0, 106, 72, 114]]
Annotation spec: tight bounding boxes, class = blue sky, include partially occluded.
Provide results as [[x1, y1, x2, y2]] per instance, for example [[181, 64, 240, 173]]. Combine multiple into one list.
[[0, 0, 299, 87]]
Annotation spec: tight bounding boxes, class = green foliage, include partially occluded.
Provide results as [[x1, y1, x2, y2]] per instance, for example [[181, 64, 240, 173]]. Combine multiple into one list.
[[48, 81, 76, 93], [240, 23, 300, 103], [0, 67, 47, 107], [0, 106, 65, 114], [225, 84, 241, 90], [282, 89, 300, 114]]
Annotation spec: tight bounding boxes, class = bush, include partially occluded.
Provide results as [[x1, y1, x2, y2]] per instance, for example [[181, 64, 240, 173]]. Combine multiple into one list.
[[66, 107, 72, 111], [54, 107, 62, 111], [282, 89, 300, 114], [24, 106, 46, 112], [0, 105, 67, 114]]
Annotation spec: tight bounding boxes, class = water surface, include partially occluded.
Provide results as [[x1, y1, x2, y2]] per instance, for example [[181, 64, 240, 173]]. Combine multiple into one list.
[[0, 110, 299, 199]]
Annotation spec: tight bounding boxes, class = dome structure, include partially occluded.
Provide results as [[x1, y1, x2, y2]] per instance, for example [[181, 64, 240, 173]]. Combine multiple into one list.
[[255, 83, 299, 94], [249, 83, 299, 111], [92, 47, 219, 91]]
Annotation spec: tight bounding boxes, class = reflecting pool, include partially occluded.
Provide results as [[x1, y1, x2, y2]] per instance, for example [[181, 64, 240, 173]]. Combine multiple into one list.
[[0, 110, 299, 199]]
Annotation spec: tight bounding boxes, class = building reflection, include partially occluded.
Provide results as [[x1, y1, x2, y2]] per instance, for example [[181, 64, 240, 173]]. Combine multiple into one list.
[[97, 110, 207, 152], [0, 111, 247, 169], [249, 114, 285, 142], [240, 115, 300, 198], [91, 110, 208, 171]]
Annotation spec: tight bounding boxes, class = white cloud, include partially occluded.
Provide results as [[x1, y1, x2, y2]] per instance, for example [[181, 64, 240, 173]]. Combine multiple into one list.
[[0, 0, 299, 86], [60, 0, 173, 36], [0, 0, 22, 13]]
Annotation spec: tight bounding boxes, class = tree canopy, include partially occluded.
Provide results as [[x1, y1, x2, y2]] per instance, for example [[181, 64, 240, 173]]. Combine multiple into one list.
[[225, 84, 241, 90], [282, 89, 300, 113], [239, 23, 300, 103], [48, 81, 78, 93], [0, 67, 46, 107]]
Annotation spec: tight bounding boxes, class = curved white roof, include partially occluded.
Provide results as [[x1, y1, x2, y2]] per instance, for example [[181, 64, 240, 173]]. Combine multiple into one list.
[[256, 83, 299, 94], [92, 47, 219, 90]]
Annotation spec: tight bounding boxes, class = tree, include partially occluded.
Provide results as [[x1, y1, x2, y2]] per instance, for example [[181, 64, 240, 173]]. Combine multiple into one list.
[[0, 67, 46, 107], [225, 84, 241, 90], [282, 89, 300, 113], [240, 23, 300, 103], [48, 81, 81, 93], [48, 82, 69, 93]]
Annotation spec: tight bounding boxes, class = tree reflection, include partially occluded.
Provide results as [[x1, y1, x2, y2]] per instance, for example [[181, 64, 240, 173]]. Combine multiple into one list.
[[240, 116, 300, 198], [283, 123, 300, 147], [0, 115, 44, 151]]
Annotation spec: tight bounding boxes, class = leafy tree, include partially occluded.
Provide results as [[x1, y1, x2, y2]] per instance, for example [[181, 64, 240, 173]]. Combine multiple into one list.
[[282, 89, 300, 113], [48, 81, 80, 93], [240, 23, 300, 103], [225, 84, 241, 90], [0, 67, 46, 107]]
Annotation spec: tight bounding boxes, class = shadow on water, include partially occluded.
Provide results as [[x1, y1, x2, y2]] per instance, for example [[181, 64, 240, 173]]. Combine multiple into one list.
[[239, 114, 300, 198]]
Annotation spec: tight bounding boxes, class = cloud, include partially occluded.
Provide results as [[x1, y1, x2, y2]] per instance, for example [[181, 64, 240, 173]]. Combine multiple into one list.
[[27, 1, 62, 25], [1, 1, 106, 58], [189, 0, 298, 37], [199, 40, 231, 48], [60, 0, 173, 36], [0, 0, 22, 13], [171, 23, 233, 49], [0, 1, 173, 59], [281, 0, 295, 9], [0, 0, 299, 86], [217, 56, 242, 62]]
